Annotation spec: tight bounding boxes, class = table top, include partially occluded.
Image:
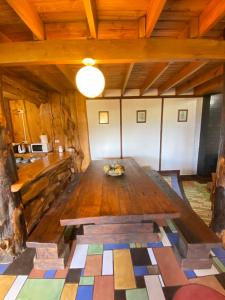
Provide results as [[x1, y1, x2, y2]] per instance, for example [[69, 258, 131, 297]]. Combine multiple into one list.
[[60, 158, 180, 226]]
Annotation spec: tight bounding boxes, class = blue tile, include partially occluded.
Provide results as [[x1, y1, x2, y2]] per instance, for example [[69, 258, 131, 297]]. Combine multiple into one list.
[[212, 247, 225, 259], [166, 232, 179, 246], [0, 264, 9, 274], [44, 269, 57, 279], [81, 269, 85, 276], [76, 285, 93, 300], [171, 176, 183, 198], [103, 243, 130, 250], [147, 242, 163, 248], [134, 266, 149, 276], [184, 270, 196, 279]]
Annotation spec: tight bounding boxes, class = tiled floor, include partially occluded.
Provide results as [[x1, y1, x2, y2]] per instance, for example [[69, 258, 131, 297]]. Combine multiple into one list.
[[0, 221, 225, 299]]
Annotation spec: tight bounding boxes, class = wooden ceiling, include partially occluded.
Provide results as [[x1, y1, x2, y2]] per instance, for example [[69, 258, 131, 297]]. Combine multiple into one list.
[[0, 0, 225, 101]]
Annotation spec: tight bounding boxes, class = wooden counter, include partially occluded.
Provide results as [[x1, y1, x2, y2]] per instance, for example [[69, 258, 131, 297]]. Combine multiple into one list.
[[11, 152, 71, 193]]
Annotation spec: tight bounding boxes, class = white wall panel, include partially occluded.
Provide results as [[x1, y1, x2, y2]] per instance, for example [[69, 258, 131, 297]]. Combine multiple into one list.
[[161, 98, 203, 175], [87, 99, 121, 159], [122, 99, 162, 169]]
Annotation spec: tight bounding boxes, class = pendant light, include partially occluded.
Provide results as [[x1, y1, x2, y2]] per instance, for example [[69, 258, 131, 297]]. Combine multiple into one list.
[[75, 58, 105, 98]]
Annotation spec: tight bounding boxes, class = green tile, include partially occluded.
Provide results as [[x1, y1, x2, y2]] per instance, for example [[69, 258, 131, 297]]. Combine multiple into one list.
[[87, 244, 103, 255], [17, 279, 65, 300], [213, 257, 225, 272], [126, 288, 148, 300], [79, 276, 94, 285]]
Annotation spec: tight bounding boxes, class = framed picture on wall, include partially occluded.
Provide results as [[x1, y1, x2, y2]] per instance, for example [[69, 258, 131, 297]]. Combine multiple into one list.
[[178, 109, 188, 122], [136, 110, 147, 123], [99, 111, 109, 124]]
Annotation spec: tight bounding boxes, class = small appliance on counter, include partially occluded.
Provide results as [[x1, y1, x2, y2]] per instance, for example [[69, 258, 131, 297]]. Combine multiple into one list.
[[30, 143, 52, 153]]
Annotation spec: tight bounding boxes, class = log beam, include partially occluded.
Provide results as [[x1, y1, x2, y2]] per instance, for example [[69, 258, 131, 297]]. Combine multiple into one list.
[[82, 0, 97, 38], [158, 61, 207, 95], [56, 65, 75, 89], [146, 0, 167, 37], [6, 0, 45, 40], [176, 65, 224, 95], [140, 62, 169, 95], [199, 0, 225, 37], [121, 64, 134, 96], [0, 38, 225, 65], [194, 75, 223, 96]]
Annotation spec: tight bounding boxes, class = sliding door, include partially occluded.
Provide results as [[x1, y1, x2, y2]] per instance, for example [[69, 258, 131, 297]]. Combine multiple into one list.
[[86, 99, 121, 159], [122, 99, 162, 169]]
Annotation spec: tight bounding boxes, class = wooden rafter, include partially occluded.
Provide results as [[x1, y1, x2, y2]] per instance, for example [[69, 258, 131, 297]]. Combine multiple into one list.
[[82, 0, 97, 38], [194, 75, 224, 95], [56, 65, 75, 89], [176, 65, 224, 95], [2, 74, 47, 105], [121, 64, 134, 95], [146, 0, 167, 37], [140, 62, 169, 95], [6, 0, 45, 40], [0, 32, 11, 43], [198, 0, 225, 36], [0, 39, 225, 65], [25, 66, 65, 93], [158, 61, 207, 95]]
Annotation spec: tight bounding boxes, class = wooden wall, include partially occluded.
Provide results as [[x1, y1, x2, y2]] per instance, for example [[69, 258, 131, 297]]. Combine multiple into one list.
[[9, 91, 90, 171]]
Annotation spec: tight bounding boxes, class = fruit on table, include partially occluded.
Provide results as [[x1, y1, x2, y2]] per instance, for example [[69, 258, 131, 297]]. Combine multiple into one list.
[[103, 163, 125, 176]]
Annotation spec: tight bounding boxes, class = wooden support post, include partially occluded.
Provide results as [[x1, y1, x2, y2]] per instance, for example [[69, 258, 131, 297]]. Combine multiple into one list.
[[0, 73, 27, 261], [211, 65, 225, 245]]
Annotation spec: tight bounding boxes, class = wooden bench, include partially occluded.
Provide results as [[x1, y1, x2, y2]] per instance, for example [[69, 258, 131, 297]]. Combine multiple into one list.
[[145, 170, 221, 269], [26, 176, 79, 270]]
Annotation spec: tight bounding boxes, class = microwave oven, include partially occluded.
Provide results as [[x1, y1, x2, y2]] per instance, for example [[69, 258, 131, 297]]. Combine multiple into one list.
[[31, 143, 52, 153]]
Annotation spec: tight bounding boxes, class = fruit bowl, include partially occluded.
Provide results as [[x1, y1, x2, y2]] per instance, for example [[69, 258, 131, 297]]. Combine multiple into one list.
[[103, 163, 125, 176]]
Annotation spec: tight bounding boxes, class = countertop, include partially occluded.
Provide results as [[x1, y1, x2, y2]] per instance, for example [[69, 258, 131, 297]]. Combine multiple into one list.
[[11, 152, 72, 193]]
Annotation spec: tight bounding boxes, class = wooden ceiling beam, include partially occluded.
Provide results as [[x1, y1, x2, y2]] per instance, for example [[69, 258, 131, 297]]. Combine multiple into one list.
[[146, 0, 167, 37], [194, 75, 224, 95], [25, 66, 65, 93], [5, 0, 45, 40], [140, 62, 169, 95], [0, 32, 12, 43], [2, 74, 47, 105], [158, 61, 207, 95], [198, 0, 225, 36], [56, 65, 75, 89], [176, 65, 224, 95], [121, 63, 134, 95], [82, 0, 97, 38], [0, 39, 225, 65]]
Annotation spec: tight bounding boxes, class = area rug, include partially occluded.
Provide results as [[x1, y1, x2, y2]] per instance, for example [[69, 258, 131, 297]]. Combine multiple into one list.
[[182, 181, 212, 226], [173, 284, 225, 300]]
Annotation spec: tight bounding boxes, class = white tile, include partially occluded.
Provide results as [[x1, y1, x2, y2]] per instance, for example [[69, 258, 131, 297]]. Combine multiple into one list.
[[147, 248, 157, 265], [210, 250, 215, 257], [166, 219, 178, 233], [5, 275, 27, 300], [194, 264, 219, 277], [144, 275, 165, 300], [159, 227, 171, 247], [158, 275, 165, 287], [102, 250, 113, 275], [70, 244, 88, 269]]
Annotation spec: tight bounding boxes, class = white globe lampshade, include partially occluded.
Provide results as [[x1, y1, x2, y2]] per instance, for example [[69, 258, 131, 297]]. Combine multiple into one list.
[[75, 65, 105, 98]]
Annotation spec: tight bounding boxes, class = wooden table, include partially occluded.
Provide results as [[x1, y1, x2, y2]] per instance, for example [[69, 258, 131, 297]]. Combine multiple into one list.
[[60, 158, 180, 243]]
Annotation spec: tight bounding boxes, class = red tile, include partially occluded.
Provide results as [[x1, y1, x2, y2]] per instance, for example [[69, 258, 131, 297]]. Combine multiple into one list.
[[93, 276, 114, 300], [84, 255, 102, 276], [153, 247, 188, 286], [55, 268, 68, 278], [29, 268, 45, 278]]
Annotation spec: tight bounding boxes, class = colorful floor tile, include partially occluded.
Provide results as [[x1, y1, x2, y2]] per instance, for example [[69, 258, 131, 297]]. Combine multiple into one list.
[[60, 283, 78, 300], [0, 275, 16, 300], [16, 279, 65, 300], [125, 288, 148, 300], [88, 244, 103, 255]]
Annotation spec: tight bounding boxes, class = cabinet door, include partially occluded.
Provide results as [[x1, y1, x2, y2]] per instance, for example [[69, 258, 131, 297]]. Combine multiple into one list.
[[87, 99, 121, 159], [122, 98, 161, 170]]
